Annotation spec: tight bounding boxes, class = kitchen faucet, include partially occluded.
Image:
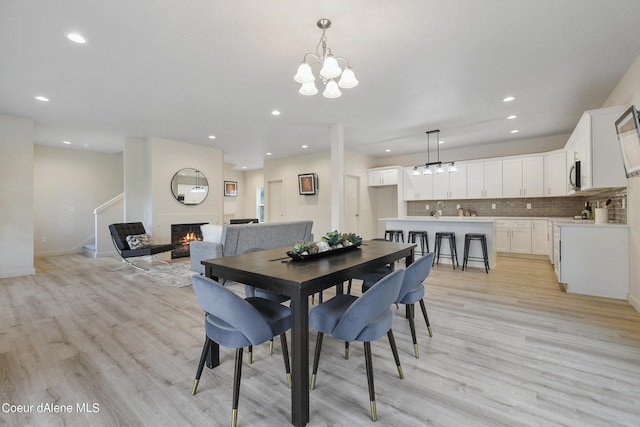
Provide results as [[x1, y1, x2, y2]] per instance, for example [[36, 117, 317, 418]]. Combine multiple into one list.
[[436, 201, 444, 219]]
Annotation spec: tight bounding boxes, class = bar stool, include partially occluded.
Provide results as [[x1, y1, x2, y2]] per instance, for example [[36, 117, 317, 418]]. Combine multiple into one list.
[[384, 229, 405, 242], [407, 230, 429, 255], [434, 232, 458, 269], [462, 233, 490, 274]]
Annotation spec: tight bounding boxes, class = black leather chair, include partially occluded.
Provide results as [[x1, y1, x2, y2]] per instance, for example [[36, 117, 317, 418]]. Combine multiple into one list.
[[109, 222, 174, 271]]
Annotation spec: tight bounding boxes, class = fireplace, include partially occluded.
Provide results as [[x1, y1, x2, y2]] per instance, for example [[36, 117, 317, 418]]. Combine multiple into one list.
[[171, 223, 207, 259]]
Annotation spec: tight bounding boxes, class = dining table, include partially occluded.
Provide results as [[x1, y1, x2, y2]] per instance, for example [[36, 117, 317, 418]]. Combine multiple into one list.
[[201, 239, 415, 427]]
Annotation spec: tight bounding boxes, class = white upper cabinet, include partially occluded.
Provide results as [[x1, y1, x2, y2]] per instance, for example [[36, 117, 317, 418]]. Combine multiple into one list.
[[403, 168, 433, 200], [433, 163, 467, 199], [467, 160, 502, 198], [368, 167, 399, 186], [565, 105, 629, 191], [502, 156, 543, 197], [544, 150, 567, 196]]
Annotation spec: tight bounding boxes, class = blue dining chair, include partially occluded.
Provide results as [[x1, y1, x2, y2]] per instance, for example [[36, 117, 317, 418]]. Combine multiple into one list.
[[309, 269, 405, 421], [362, 252, 435, 358], [191, 275, 292, 427]]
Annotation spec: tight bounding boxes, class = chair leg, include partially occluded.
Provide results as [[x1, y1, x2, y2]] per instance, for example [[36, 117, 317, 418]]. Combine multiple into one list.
[[269, 339, 274, 355], [407, 304, 419, 358], [387, 329, 403, 379], [310, 332, 324, 390], [232, 347, 243, 427], [345, 341, 349, 360], [448, 236, 456, 269], [192, 337, 211, 395], [419, 299, 433, 337], [280, 333, 292, 389], [248, 345, 253, 364], [364, 341, 377, 421], [347, 279, 352, 295]]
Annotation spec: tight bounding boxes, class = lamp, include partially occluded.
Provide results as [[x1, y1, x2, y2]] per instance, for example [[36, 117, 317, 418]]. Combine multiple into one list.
[[294, 19, 358, 98], [415, 129, 457, 175], [192, 170, 206, 193]]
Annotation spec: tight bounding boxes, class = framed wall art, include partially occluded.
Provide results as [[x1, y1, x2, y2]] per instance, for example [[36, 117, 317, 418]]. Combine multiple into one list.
[[224, 181, 237, 197], [298, 173, 317, 195]]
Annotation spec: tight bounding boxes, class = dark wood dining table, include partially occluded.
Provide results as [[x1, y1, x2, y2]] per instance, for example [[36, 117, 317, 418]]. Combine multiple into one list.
[[201, 239, 415, 427]]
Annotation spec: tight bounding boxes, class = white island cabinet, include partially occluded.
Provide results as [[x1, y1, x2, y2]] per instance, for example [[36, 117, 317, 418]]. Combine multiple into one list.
[[555, 222, 629, 300], [382, 217, 496, 270]]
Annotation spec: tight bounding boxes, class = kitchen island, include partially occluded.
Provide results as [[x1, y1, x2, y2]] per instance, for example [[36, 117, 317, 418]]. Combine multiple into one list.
[[382, 216, 497, 269]]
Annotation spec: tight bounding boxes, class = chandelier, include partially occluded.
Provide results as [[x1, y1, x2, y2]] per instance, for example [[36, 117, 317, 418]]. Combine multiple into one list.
[[411, 130, 457, 176], [191, 170, 206, 193], [293, 18, 358, 98]]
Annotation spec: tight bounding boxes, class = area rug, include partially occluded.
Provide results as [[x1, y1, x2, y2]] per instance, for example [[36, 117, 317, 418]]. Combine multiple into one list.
[[140, 260, 195, 288]]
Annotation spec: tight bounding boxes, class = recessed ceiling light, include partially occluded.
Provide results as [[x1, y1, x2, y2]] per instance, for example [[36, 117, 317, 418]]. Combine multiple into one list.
[[66, 33, 86, 44], [35, 96, 49, 102], [507, 115, 517, 120], [242, 166, 247, 169], [84, 144, 90, 148], [510, 129, 519, 134], [208, 135, 216, 139], [301, 145, 308, 148], [266, 152, 272, 156], [438, 140, 445, 144], [271, 110, 281, 116], [385, 149, 391, 152], [63, 141, 71, 144], [503, 96, 515, 102]]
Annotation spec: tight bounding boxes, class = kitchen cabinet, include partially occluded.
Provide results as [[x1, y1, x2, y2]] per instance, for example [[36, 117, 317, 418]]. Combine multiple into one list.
[[554, 223, 629, 300], [496, 219, 532, 254], [403, 168, 433, 200], [531, 219, 549, 256], [503, 156, 544, 198], [467, 160, 502, 198], [565, 105, 629, 192], [368, 167, 399, 186], [544, 150, 567, 196], [432, 163, 467, 199]]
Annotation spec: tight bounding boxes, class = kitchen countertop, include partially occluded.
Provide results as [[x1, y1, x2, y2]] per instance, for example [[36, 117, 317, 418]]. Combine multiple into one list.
[[385, 216, 626, 227]]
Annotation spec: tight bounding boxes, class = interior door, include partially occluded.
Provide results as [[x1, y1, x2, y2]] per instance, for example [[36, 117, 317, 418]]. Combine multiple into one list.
[[267, 179, 285, 223], [345, 174, 360, 234]]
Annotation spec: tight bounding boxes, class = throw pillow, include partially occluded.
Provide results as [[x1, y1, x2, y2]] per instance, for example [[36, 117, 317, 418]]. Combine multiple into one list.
[[126, 233, 154, 249], [200, 224, 222, 243]]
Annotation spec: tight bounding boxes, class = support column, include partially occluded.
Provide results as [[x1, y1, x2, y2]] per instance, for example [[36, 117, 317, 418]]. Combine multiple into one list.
[[331, 124, 345, 231]]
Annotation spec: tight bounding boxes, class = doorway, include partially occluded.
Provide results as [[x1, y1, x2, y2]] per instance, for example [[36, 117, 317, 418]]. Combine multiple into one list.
[[345, 174, 360, 234], [267, 179, 285, 222]]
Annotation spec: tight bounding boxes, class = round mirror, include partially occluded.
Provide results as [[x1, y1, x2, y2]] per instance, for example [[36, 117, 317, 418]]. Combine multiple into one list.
[[171, 168, 209, 205]]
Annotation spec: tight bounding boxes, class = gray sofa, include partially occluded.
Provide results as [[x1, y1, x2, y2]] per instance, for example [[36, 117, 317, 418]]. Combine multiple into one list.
[[189, 220, 314, 274]]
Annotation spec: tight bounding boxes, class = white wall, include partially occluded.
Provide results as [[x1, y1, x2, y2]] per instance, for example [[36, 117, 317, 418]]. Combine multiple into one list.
[[146, 137, 223, 258], [263, 149, 377, 240], [603, 52, 640, 312], [242, 169, 264, 220], [0, 114, 35, 278], [33, 145, 123, 256], [223, 163, 246, 223]]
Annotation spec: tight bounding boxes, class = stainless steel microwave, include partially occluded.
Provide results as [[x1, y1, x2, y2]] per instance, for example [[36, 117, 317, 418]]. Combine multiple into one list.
[[569, 160, 581, 191]]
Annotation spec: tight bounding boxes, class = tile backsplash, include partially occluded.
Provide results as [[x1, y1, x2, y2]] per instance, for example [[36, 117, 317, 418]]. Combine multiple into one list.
[[406, 187, 627, 224]]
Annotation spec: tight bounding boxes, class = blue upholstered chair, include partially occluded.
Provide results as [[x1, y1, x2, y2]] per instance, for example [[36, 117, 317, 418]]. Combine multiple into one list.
[[362, 253, 435, 358], [191, 275, 292, 427], [309, 269, 405, 421]]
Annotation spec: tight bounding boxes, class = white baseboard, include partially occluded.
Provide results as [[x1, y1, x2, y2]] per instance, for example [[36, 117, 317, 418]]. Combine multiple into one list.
[[0, 268, 36, 278]]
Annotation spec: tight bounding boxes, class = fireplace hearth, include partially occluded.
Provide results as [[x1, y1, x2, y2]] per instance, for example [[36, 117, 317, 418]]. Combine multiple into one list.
[[171, 223, 207, 259]]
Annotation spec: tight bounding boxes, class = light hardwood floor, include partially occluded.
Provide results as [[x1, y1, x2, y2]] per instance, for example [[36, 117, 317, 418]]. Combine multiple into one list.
[[1, 254, 639, 426]]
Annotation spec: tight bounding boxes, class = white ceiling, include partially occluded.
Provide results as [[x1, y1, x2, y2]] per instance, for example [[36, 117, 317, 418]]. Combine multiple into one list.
[[2, 0, 640, 170]]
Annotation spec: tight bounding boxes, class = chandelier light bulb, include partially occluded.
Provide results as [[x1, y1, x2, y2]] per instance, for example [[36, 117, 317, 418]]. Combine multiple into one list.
[[424, 166, 432, 175], [449, 162, 457, 173], [294, 62, 315, 83], [323, 79, 342, 98], [299, 81, 318, 96], [436, 164, 444, 174], [412, 167, 419, 176], [338, 67, 358, 89], [320, 55, 342, 79]]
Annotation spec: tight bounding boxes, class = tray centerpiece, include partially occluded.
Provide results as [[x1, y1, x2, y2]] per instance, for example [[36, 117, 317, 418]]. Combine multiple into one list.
[[287, 231, 363, 261]]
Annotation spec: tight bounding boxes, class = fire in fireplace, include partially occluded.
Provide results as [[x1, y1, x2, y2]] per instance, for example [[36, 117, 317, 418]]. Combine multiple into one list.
[[171, 223, 207, 259]]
